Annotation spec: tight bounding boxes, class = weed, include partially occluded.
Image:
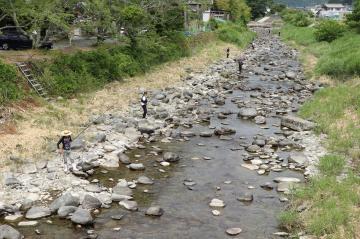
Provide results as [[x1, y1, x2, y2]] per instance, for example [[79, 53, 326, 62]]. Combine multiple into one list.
[[318, 155, 345, 176]]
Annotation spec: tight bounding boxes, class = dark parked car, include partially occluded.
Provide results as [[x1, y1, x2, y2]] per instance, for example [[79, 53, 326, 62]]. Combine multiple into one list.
[[0, 32, 53, 50]]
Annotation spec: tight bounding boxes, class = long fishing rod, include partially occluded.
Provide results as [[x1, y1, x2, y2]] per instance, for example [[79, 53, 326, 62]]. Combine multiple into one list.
[[72, 105, 115, 141]]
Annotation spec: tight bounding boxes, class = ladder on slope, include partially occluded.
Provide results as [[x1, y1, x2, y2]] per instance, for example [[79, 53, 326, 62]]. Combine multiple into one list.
[[16, 62, 49, 101]]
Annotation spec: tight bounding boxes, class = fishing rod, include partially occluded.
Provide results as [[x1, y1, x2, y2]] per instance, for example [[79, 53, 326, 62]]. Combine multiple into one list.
[[72, 105, 115, 141]]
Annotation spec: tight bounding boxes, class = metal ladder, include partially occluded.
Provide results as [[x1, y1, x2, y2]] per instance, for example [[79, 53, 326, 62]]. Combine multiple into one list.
[[16, 62, 49, 101]]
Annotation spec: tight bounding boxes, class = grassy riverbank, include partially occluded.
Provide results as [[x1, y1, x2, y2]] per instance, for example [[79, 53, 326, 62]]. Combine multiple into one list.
[[0, 24, 253, 172], [279, 24, 360, 238]]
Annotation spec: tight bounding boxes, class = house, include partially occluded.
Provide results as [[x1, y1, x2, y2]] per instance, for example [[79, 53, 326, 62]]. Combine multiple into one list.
[[317, 3, 352, 20], [202, 9, 230, 22]]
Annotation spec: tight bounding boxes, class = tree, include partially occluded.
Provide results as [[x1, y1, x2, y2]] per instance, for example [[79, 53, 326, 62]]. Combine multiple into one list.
[[120, 5, 148, 49], [346, 0, 360, 32], [245, 0, 269, 20], [215, 0, 251, 23]]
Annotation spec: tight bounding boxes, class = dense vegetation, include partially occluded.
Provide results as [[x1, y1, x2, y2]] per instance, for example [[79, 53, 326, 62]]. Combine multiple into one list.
[[279, 5, 360, 239], [0, 61, 23, 104]]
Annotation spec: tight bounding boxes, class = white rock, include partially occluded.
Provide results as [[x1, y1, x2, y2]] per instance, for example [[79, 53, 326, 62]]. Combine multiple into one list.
[[241, 164, 259, 171], [18, 221, 38, 227], [209, 199, 225, 208], [212, 210, 221, 216], [226, 227, 242, 236]]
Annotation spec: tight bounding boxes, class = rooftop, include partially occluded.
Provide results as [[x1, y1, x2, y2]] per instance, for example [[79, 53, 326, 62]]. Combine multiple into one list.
[[323, 4, 345, 8]]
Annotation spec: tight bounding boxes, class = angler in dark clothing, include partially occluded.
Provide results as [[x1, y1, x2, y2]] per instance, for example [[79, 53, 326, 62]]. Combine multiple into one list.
[[141, 91, 148, 118], [57, 130, 76, 173], [278, 31, 281, 37], [251, 42, 255, 50], [238, 58, 244, 74], [226, 48, 230, 58]]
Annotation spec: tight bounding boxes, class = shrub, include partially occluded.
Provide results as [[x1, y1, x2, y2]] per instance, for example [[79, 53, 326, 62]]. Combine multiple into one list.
[[281, 9, 312, 27], [0, 61, 23, 104], [315, 20, 346, 42], [216, 22, 256, 48]]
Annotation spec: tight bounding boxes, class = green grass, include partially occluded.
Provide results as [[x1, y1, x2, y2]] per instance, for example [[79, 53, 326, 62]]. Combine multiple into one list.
[[318, 155, 346, 176], [280, 21, 360, 238], [216, 22, 256, 48], [0, 60, 24, 104]]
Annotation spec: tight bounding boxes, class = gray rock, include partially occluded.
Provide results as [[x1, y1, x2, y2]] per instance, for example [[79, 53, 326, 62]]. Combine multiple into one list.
[[281, 115, 315, 131], [85, 184, 102, 193], [4, 177, 20, 186], [226, 228, 242, 236], [0, 224, 23, 239], [288, 153, 309, 166], [238, 108, 258, 118], [246, 145, 261, 153], [286, 71, 296, 79], [117, 153, 130, 165], [214, 127, 236, 136], [70, 208, 93, 225], [145, 206, 164, 217], [138, 123, 157, 134], [128, 163, 145, 171], [237, 193, 254, 202], [22, 164, 37, 174], [25, 206, 51, 219], [49, 193, 80, 213], [137, 176, 154, 185], [119, 200, 138, 211], [81, 195, 102, 210], [163, 152, 180, 163], [180, 131, 196, 137], [71, 138, 85, 150], [57, 206, 77, 218], [95, 133, 106, 143], [254, 116, 266, 124], [199, 131, 213, 137], [113, 185, 133, 197]]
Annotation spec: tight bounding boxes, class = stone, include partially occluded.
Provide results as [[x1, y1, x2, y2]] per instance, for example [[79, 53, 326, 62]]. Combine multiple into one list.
[[95, 133, 106, 143], [281, 115, 315, 131], [273, 232, 289, 237], [71, 138, 85, 150], [18, 221, 38, 227], [128, 163, 145, 171], [49, 193, 80, 213], [288, 153, 309, 166], [277, 182, 298, 194], [57, 206, 77, 218], [260, 182, 274, 190], [285, 71, 296, 79], [273, 177, 301, 183], [119, 200, 138, 211], [209, 199, 225, 208], [254, 116, 266, 124], [137, 176, 154, 185], [226, 228, 242, 236], [199, 131, 213, 137], [25, 207, 51, 219], [160, 162, 170, 167], [85, 184, 102, 193], [22, 164, 37, 174], [0, 225, 23, 239], [241, 164, 259, 171], [246, 145, 260, 153], [180, 131, 196, 137], [214, 127, 236, 135], [4, 214, 22, 222], [4, 177, 20, 186], [81, 195, 102, 210], [238, 108, 258, 118], [237, 193, 254, 202], [145, 206, 164, 217], [111, 214, 125, 220], [212, 210, 220, 216], [163, 152, 180, 163], [70, 208, 93, 225], [118, 153, 131, 165], [104, 145, 117, 152]]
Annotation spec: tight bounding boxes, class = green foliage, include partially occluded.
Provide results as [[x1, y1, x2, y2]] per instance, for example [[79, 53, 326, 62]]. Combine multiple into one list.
[[280, 9, 312, 27], [280, 24, 317, 46], [246, 0, 269, 20], [215, 0, 251, 23], [315, 20, 346, 42], [278, 210, 301, 231], [318, 155, 345, 176], [215, 22, 256, 48], [346, 0, 360, 32], [0, 61, 23, 104]]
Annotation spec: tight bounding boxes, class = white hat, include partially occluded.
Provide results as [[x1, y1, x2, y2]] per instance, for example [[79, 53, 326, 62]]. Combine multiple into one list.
[[61, 130, 72, 137]]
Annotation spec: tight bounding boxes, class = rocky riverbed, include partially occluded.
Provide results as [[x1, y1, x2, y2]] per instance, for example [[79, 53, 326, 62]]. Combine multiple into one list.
[[0, 28, 326, 239]]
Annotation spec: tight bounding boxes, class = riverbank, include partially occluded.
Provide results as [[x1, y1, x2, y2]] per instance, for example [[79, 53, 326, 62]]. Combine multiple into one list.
[[279, 24, 360, 238], [0, 25, 327, 239]]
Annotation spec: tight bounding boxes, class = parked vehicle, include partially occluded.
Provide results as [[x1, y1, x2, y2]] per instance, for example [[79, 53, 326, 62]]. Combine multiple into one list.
[[0, 32, 53, 50]]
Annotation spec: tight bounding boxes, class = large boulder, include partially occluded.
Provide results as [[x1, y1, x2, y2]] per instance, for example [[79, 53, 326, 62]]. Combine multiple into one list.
[[49, 193, 80, 213], [238, 108, 258, 118], [70, 208, 93, 225], [163, 152, 180, 163], [281, 115, 315, 131], [119, 200, 138, 211], [57, 206, 78, 218], [81, 195, 102, 210], [117, 153, 131, 165], [0, 225, 23, 239], [25, 206, 51, 219], [288, 153, 309, 166]]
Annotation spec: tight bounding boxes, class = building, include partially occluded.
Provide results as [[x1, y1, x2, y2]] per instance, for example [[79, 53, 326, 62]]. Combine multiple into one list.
[[202, 9, 230, 22], [317, 3, 352, 20]]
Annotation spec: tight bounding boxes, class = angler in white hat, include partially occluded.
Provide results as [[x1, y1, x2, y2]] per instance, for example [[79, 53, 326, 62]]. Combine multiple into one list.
[[57, 130, 77, 173]]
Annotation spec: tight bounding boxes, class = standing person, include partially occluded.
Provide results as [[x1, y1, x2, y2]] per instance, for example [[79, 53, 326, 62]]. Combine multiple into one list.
[[278, 31, 281, 37], [238, 57, 244, 74], [57, 130, 76, 173], [226, 48, 230, 58], [251, 42, 255, 50], [141, 91, 148, 118]]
